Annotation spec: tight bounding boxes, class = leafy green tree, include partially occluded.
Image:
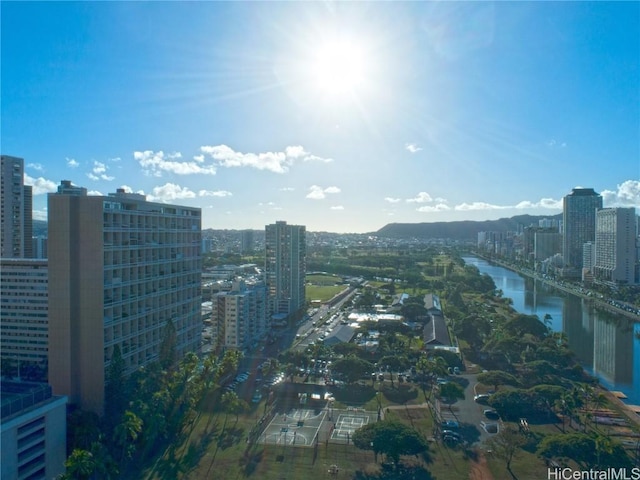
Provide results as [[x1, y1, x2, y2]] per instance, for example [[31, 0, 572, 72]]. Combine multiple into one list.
[[379, 355, 410, 387], [400, 297, 428, 322], [556, 387, 583, 432], [477, 370, 520, 392], [113, 410, 143, 463], [488, 389, 545, 421], [332, 342, 362, 357], [438, 382, 465, 409], [415, 355, 448, 400], [537, 433, 597, 468], [330, 356, 373, 384], [503, 314, 549, 340], [62, 449, 98, 480], [105, 344, 126, 424], [67, 409, 102, 451], [352, 420, 428, 466], [528, 384, 565, 419]]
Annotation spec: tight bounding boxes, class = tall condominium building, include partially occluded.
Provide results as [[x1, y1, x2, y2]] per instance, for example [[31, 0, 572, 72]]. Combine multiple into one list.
[[594, 207, 638, 285], [48, 185, 202, 413], [562, 188, 602, 270], [211, 279, 267, 351], [241, 229, 254, 253], [265, 221, 306, 317], [0, 258, 49, 380], [1, 155, 33, 258], [534, 231, 561, 262]]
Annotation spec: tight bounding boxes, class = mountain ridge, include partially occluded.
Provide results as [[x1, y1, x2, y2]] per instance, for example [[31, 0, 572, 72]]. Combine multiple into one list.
[[375, 214, 562, 240]]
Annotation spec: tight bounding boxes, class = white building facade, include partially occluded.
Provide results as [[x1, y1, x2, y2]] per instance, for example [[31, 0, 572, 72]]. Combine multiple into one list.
[[594, 207, 638, 285], [211, 279, 267, 351]]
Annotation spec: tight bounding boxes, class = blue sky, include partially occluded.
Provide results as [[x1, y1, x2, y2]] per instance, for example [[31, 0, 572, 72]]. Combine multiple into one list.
[[2, 1, 639, 233]]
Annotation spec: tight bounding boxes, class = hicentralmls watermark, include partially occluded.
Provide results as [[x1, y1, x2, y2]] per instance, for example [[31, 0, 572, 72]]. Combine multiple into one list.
[[547, 468, 640, 480]]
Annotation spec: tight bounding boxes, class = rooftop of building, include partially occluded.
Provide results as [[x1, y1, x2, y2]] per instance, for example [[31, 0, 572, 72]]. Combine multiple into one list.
[[1, 381, 57, 421]]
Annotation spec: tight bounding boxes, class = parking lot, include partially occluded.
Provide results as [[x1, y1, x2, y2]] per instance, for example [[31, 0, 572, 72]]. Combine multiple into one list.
[[434, 371, 501, 446]]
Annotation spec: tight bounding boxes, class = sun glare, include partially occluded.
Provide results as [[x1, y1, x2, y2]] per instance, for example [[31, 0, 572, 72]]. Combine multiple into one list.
[[311, 39, 367, 96]]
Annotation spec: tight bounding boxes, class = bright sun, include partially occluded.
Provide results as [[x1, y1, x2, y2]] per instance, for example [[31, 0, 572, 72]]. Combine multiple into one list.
[[311, 38, 367, 96]]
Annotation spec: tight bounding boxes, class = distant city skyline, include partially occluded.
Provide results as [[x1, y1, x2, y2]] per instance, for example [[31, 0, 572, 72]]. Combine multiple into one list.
[[2, 2, 638, 233]]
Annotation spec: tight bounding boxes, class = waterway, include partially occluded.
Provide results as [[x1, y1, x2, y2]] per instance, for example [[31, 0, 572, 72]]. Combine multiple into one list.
[[462, 256, 640, 406]]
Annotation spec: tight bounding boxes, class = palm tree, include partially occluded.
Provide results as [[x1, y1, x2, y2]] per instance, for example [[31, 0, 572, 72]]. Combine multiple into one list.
[[113, 410, 143, 463], [62, 449, 97, 480]]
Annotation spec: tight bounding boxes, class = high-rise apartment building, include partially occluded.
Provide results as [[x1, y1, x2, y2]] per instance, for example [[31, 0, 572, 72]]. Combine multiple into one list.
[[534, 231, 561, 262], [562, 188, 602, 270], [48, 185, 202, 413], [0, 258, 49, 380], [594, 207, 637, 285], [241, 229, 254, 253], [211, 279, 267, 351], [265, 221, 306, 317], [1, 155, 33, 258]]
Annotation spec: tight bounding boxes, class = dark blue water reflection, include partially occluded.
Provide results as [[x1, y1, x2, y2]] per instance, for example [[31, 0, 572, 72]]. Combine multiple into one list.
[[463, 256, 640, 406]]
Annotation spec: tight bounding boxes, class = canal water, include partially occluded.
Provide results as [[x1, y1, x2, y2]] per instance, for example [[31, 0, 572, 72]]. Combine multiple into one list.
[[463, 256, 640, 406]]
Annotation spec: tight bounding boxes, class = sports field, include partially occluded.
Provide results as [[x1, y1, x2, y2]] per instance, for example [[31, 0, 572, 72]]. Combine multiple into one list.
[[257, 406, 378, 447]]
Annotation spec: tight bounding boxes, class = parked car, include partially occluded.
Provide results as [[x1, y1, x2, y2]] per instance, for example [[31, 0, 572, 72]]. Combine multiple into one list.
[[441, 430, 461, 442], [483, 409, 500, 420], [441, 420, 459, 429], [474, 394, 490, 404], [480, 421, 498, 434]]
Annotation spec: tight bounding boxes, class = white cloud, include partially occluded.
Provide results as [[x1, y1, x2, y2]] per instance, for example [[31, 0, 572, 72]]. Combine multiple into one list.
[[514, 198, 562, 209], [66, 158, 79, 168], [88, 190, 103, 196], [306, 185, 341, 200], [198, 190, 232, 197], [279, 187, 295, 192], [330, 205, 345, 210], [147, 183, 196, 202], [454, 202, 508, 211], [400, 192, 565, 214], [87, 161, 115, 181], [384, 197, 402, 203], [200, 144, 332, 174], [407, 192, 433, 203], [32, 209, 48, 221], [23, 174, 57, 195], [405, 143, 422, 153], [601, 180, 640, 207], [416, 204, 451, 212], [27, 163, 44, 171], [135, 150, 217, 177]]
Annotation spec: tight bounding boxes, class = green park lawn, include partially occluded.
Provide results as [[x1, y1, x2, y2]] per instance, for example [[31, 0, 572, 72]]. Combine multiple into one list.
[[305, 284, 346, 303]]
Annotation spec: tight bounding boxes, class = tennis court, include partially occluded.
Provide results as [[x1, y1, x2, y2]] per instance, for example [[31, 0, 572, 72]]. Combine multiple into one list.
[[329, 411, 372, 443], [257, 408, 326, 447], [256, 406, 378, 447]]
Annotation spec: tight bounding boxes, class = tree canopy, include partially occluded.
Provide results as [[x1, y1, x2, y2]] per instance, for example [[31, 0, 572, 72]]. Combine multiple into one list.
[[352, 420, 428, 466]]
